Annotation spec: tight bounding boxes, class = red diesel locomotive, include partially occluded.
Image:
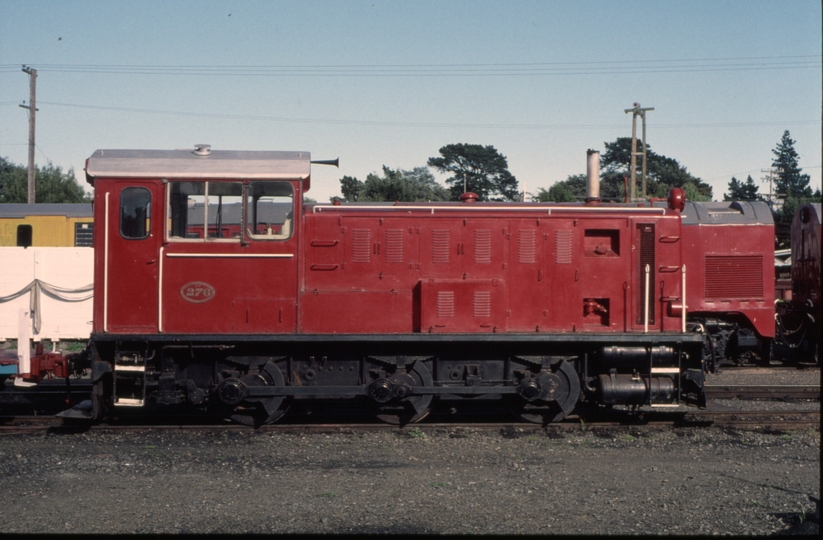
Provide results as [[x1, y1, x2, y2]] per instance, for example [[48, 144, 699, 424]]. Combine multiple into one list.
[[10, 145, 776, 425]]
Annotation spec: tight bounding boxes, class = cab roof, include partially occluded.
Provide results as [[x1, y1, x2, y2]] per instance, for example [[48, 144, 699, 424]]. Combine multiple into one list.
[[85, 147, 311, 184]]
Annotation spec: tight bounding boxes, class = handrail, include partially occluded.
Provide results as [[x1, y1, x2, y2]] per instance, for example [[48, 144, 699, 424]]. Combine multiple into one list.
[[312, 204, 667, 215]]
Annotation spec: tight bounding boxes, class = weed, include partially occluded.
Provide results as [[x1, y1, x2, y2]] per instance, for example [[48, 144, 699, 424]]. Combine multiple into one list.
[[429, 482, 448, 488], [319, 492, 336, 498], [621, 434, 636, 441], [781, 433, 792, 441], [408, 427, 426, 439], [749, 500, 761, 507]]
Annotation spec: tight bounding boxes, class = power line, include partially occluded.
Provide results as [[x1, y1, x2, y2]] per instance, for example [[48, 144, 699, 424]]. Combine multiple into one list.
[[0, 55, 819, 76], [15, 100, 822, 131]]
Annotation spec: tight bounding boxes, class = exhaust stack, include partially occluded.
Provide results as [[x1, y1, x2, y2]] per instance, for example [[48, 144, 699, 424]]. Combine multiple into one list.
[[586, 149, 601, 204]]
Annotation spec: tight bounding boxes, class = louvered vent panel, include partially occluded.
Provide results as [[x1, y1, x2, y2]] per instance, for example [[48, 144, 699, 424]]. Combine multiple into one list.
[[352, 229, 371, 263], [432, 230, 450, 264], [705, 255, 763, 299], [555, 230, 572, 264], [635, 224, 656, 325], [385, 229, 403, 263], [437, 291, 455, 318], [518, 229, 536, 264], [473, 291, 491, 318], [474, 229, 492, 264]]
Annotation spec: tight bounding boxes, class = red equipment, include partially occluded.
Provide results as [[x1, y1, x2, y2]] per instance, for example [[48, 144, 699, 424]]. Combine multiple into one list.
[[775, 203, 821, 362]]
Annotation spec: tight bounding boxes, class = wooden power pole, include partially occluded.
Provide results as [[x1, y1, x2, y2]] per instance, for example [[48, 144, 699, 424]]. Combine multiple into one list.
[[624, 103, 654, 200], [20, 66, 37, 204]]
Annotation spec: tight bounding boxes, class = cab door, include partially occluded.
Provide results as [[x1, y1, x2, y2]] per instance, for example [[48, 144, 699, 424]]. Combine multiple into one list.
[[104, 182, 161, 332], [160, 179, 299, 334]]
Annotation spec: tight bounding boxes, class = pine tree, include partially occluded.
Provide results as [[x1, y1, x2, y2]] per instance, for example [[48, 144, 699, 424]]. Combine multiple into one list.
[[771, 130, 812, 199], [724, 175, 760, 201]]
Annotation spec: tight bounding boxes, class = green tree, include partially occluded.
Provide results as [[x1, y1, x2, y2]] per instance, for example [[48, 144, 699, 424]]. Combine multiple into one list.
[[723, 175, 761, 201], [337, 166, 449, 202], [768, 131, 816, 249], [339, 175, 365, 202], [601, 137, 712, 200], [427, 143, 519, 201], [533, 174, 586, 202], [771, 130, 812, 199], [0, 157, 91, 203]]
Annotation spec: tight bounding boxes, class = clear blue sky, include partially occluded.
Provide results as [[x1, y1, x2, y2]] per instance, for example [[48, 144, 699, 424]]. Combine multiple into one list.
[[1, 0, 820, 202]]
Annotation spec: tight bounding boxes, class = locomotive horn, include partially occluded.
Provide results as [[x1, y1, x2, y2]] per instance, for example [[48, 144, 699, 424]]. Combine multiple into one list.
[[310, 158, 339, 168]]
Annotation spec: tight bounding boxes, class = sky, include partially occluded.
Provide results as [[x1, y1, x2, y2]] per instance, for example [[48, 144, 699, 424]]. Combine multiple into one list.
[[1, 0, 821, 203]]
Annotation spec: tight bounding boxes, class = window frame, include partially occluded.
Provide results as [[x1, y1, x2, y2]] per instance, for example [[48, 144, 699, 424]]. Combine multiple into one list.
[[119, 186, 152, 240], [164, 179, 296, 243]]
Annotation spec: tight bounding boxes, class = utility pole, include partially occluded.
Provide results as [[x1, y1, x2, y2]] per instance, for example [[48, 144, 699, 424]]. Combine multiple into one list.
[[19, 66, 37, 204], [624, 103, 654, 200], [761, 167, 783, 211]]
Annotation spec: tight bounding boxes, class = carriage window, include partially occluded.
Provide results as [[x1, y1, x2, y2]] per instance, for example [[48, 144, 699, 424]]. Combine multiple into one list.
[[120, 187, 151, 239], [246, 181, 294, 241], [168, 181, 243, 240], [16, 224, 33, 247]]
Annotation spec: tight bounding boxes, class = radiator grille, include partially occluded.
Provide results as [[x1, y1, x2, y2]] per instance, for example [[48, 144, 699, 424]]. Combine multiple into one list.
[[635, 224, 655, 325], [474, 229, 492, 264], [518, 229, 536, 264], [352, 229, 370, 263], [555, 230, 572, 264], [705, 255, 764, 299], [473, 291, 491, 318], [437, 291, 455, 318], [432, 230, 450, 264], [385, 229, 403, 263]]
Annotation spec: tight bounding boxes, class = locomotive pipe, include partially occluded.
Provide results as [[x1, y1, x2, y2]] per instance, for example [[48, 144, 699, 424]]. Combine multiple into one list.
[[586, 149, 601, 204]]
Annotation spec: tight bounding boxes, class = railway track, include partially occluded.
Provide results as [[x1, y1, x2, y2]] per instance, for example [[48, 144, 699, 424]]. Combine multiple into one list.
[[1, 407, 818, 434], [705, 384, 820, 400]]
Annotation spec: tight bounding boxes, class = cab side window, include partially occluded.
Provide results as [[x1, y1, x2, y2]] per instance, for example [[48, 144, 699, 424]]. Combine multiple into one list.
[[120, 187, 151, 239], [168, 181, 243, 240], [246, 181, 294, 241]]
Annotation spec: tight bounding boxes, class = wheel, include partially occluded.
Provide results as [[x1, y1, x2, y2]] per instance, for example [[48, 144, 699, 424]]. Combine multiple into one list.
[[374, 360, 433, 425], [505, 359, 580, 424], [214, 360, 290, 427]]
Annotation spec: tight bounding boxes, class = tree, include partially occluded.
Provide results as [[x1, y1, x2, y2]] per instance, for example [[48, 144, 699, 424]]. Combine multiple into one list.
[[532, 174, 586, 202], [0, 157, 91, 203], [771, 130, 812, 199], [601, 137, 712, 200], [768, 131, 815, 249], [427, 143, 519, 201], [723, 175, 761, 201], [339, 175, 364, 202], [337, 166, 449, 203]]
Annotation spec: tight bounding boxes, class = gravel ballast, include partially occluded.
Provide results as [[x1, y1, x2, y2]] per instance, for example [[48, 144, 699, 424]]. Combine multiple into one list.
[[0, 425, 818, 535]]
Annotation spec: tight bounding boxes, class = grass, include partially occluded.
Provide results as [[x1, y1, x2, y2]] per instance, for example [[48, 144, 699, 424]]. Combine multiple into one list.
[[319, 492, 336, 498], [429, 482, 448, 488], [407, 427, 426, 439]]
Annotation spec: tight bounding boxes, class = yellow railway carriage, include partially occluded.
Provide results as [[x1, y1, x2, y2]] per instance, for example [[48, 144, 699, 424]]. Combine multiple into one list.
[[0, 204, 94, 247]]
